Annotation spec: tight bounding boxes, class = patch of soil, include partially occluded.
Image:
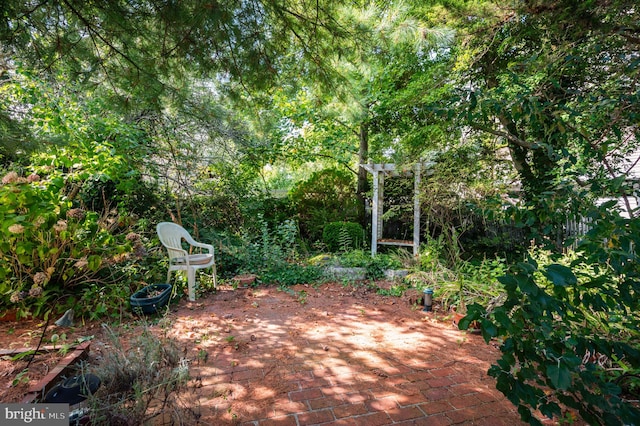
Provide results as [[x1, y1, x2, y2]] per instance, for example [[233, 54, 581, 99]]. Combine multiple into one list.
[[0, 318, 105, 403], [1, 350, 62, 402]]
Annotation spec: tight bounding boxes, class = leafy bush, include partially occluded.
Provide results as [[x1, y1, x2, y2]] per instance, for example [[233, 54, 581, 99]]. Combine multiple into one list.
[[418, 236, 449, 271], [261, 263, 322, 286], [288, 168, 360, 242], [0, 71, 165, 319], [322, 221, 364, 252], [338, 249, 402, 280], [464, 204, 640, 425], [434, 257, 507, 312], [336, 249, 372, 268], [216, 215, 321, 286], [0, 172, 140, 318]]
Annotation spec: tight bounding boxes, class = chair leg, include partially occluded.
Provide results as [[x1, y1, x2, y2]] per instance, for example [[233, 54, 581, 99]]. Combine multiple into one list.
[[212, 263, 218, 289], [187, 267, 196, 301], [167, 268, 172, 285]]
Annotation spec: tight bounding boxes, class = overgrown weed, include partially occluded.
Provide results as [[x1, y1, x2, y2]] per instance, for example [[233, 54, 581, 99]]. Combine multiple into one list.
[[85, 321, 199, 425]]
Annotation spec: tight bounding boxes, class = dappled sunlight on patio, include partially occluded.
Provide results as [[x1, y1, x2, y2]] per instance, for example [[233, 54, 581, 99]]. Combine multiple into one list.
[[163, 283, 525, 425]]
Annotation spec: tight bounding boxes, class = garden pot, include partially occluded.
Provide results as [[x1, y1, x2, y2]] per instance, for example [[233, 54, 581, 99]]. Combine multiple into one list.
[[130, 284, 172, 315], [44, 373, 101, 405], [451, 308, 481, 334], [0, 309, 18, 322], [232, 274, 257, 287], [0, 309, 31, 322]]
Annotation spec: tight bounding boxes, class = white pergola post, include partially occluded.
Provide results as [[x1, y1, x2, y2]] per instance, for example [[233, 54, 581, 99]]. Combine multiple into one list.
[[413, 163, 421, 256], [371, 169, 379, 255]]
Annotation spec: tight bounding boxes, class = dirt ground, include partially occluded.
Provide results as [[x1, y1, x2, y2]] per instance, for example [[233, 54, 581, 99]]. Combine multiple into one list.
[[1, 281, 537, 425]]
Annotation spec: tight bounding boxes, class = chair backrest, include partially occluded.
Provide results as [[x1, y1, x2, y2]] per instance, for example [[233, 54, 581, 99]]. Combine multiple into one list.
[[157, 222, 190, 260]]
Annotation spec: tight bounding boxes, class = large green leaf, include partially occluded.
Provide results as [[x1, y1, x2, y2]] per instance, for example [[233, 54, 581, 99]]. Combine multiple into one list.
[[516, 274, 539, 296], [546, 364, 571, 390], [480, 318, 498, 343], [544, 264, 577, 287]]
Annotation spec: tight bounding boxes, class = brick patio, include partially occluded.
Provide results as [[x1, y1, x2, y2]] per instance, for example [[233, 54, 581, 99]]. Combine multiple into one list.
[[170, 285, 529, 425]]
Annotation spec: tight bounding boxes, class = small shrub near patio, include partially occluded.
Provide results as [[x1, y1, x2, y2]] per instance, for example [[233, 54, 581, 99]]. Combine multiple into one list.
[[338, 249, 402, 280], [216, 215, 321, 286], [87, 322, 199, 424]]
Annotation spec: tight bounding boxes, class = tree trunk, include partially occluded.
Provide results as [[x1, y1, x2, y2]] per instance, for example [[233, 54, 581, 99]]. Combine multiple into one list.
[[357, 121, 369, 228]]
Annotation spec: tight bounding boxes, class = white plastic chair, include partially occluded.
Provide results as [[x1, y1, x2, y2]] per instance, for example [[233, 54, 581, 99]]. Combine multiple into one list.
[[156, 222, 217, 301]]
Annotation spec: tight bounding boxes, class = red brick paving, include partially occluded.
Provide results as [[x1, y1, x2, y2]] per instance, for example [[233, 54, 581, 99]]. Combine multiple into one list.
[[169, 284, 529, 425]]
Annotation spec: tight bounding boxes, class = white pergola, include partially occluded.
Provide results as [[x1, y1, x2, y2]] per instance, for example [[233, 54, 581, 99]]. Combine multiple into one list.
[[360, 162, 432, 257]]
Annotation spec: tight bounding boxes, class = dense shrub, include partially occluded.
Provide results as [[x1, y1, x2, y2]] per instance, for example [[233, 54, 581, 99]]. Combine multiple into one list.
[[79, 174, 160, 218], [0, 171, 141, 319], [464, 204, 640, 425], [246, 195, 295, 232], [288, 168, 360, 242], [322, 221, 364, 252], [0, 72, 167, 319]]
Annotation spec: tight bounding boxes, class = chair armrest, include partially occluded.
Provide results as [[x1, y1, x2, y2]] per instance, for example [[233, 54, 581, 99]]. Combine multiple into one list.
[[180, 230, 214, 254], [189, 241, 214, 254], [167, 247, 189, 262]]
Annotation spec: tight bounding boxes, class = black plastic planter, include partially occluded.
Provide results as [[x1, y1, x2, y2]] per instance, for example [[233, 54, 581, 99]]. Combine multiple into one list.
[[44, 373, 101, 405], [130, 283, 172, 315]]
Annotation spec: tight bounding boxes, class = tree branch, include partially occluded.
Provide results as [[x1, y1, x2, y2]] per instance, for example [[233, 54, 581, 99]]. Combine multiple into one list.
[[61, 0, 148, 77], [471, 124, 534, 149]]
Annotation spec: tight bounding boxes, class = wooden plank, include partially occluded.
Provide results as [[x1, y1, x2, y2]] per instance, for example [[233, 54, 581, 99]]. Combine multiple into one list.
[[0, 345, 72, 357], [21, 341, 91, 403], [377, 239, 414, 247], [360, 162, 434, 175]]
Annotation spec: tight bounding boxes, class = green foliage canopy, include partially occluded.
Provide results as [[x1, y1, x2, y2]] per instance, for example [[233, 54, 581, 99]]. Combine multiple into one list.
[[0, 0, 353, 105]]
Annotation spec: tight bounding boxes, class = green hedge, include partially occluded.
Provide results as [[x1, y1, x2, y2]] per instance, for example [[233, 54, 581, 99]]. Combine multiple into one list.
[[323, 221, 364, 252], [288, 168, 360, 242]]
